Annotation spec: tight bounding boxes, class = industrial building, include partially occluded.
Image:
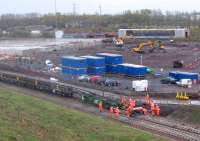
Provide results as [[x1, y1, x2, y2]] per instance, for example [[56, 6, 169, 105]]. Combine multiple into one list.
[[118, 28, 190, 39]]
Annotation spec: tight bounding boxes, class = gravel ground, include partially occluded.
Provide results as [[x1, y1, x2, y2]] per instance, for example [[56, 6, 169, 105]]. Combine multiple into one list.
[[1, 38, 200, 96]]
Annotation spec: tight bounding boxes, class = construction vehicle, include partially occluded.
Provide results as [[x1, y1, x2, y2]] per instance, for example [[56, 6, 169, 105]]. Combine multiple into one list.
[[113, 38, 124, 47], [113, 36, 134, 47], [133, 41, 155, 53], [148, 40, 166, 53], [173, 60, 184, 68], [176, 79, 192, 88], [133, 40, 166, 54]]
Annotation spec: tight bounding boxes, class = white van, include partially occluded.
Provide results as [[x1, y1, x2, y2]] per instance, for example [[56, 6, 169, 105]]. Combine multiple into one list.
[[176, 79, 192, 88]]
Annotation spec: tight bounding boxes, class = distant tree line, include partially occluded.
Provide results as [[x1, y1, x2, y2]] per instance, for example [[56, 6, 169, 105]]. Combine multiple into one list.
[[0, 9, 200, 38]]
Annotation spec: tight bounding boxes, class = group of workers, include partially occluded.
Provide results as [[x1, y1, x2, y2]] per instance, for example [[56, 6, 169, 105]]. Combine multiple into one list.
[[98, 94, 160, 119], [145, 95, 160, 116], [98, 102, 121, 118]]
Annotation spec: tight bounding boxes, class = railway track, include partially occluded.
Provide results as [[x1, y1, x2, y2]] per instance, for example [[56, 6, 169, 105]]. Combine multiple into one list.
[[0, 70, 200, 141], [130, 116, 200, 141]]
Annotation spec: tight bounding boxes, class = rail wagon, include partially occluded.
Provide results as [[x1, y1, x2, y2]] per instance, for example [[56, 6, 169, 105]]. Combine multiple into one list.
[[118, 28, 190, 39]]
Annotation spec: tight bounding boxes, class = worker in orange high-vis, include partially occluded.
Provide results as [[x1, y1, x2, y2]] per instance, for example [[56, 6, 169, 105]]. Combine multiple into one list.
[[109, 106, 114, 117], [98, 101, 103, 112], [114, 107, 120, 118], [150, 101, 155, 115], [120, 96, 126, 104], [120, 96, 124, 106], [142, 108, 148, 115], [126, 106, 133, 119], [126, 110, 131, 119], [155, 104, 160, 116], [129, 98, 135, 108], [145, 94, 150, 105]]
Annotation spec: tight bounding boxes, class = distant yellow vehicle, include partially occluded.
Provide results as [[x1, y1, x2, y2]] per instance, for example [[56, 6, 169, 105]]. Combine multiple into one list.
[[114, 36, 134, 47], [133, 41, 155, 53], [114, 38, 124, 47], [133, 40, 166, 54], [176, 92, 190, 100]]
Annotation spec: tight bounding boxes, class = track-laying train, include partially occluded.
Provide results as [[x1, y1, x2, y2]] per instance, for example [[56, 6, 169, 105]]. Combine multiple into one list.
[[0, 70, 122, 109]]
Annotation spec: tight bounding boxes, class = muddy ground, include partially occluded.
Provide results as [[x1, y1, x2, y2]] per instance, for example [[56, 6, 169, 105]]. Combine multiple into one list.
[[0, 39, 200, 97]]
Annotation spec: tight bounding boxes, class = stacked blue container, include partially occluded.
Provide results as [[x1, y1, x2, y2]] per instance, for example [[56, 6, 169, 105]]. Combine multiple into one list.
[[96, 53, 123, 73], [81, 55, 106, 75], [117, 63, 148, 77], [169, 71, 198, 81], [61, 56, 88, 76]]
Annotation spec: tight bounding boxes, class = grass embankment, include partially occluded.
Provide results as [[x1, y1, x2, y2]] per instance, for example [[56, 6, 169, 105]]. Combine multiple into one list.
[[0, 87, 169, 141], [168, 105, 200, 126]]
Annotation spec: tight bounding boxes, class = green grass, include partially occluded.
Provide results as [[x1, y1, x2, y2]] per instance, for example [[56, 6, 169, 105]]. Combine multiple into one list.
[[0, 88, 169, 141]]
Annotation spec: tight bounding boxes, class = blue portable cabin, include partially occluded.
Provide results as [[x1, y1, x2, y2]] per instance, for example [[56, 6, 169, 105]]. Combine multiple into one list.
[[96, 53, 124, 65], [118, 63, 148, 77], [105, 65, 118, 74], [81, 55, 105, 67], [169, 71, 198, 81], [61, 56, 88, 68], [61, 56, 88, 76], [87, 67, 106, 75], [62, 67, 87, 76], [80, 55, 106, 75], [116, 64, 127, 75]]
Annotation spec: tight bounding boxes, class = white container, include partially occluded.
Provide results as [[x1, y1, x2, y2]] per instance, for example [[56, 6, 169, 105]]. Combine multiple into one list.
[[132, 80, 148, 92], [55, 30, 64, 39]]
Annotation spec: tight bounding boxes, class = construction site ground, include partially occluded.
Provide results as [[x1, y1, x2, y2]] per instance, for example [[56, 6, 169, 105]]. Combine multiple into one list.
[[0, 38, 200, 98]]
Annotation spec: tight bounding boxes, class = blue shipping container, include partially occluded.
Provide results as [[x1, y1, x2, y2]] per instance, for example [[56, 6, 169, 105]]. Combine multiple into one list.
[[62, 67, 87, 76], [87, 67, 106, 75], [61, 56, 88, 68], [81, 55, 105, 67], [117, 63, 147, 77], [105, 65, 118, 73], [96, 53, 123, 65], [169, 72, 177, 78], [169, 71, 198, 81]]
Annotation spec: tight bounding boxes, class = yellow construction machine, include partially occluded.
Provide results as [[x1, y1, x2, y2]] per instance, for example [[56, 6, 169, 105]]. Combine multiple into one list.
[[149, 40, 166, 53], [132, 41, 155, 53], [114, 36, 135, 47], [133, 40, 166, 54], [114, 38, 124, 47]]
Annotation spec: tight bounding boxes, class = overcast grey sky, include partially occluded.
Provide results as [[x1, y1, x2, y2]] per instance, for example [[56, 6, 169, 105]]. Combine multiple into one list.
[[0, 0, 199, 15]]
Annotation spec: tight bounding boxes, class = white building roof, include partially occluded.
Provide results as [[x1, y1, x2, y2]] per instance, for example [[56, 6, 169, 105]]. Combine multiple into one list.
[[97, 53, 122, 57], [119, 63, 146, 68], [81, 55, 104, 59], [62, 56, 86, 60]]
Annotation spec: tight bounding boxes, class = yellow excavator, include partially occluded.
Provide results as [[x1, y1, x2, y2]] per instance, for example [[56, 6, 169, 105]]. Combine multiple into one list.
[[133, 41, 155, 53], [149, 40, 166, 53], [133, 40, 166, 54]]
